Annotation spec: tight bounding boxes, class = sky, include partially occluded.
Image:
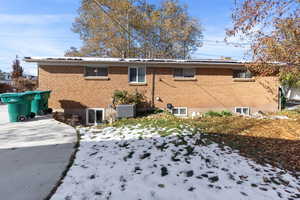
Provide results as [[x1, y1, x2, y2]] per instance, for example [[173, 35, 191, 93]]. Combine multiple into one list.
[[0, 0, 250, 75]]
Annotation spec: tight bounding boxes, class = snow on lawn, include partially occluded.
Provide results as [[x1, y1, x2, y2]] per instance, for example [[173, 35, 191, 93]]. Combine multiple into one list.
[[51, 125, 300, 200]]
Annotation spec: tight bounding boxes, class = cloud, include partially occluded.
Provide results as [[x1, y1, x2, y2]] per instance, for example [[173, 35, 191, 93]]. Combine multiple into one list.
[[0, 14, 80, 75], [0, 14, 74, 25]]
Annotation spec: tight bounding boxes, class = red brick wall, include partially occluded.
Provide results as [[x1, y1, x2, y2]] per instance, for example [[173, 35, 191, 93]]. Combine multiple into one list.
[[38, 65, 279, 116]]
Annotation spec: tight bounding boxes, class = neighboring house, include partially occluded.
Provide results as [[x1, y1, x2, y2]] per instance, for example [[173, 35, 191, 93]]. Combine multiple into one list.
[[284, 87, 300, 102], [24, 57, 279, 124], [24, 74, 37, 81], [0, 72, 12, 85]]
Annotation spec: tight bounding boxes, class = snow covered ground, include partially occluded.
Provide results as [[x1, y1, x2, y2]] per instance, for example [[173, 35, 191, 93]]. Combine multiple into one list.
[[51, 125, 300, 200], [0, 105, 9, 124]]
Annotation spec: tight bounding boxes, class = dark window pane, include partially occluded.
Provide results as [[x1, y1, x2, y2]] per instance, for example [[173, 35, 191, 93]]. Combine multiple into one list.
[[174, 68, 183, 77], [180, 108, 187, 115], [172, 108, 179, 115], [96, 68, 108, 76], [236, 108, 242, 113], [129, 68, 137, 82], [85, 67, 96, 76], [243, 108, 249, 114], [85, 67, 108, 77], [88, 109, 95, 124], [183, 69, 195, 77], [96, 110, 103, 123], [138, 67, 146, 82], [245, 71, 252, 78], [174, 68, 195, 78], [233, 70, 252, 78]]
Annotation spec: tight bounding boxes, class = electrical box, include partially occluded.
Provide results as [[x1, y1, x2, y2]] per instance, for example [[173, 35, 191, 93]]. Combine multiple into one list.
[[116, 104, 136, 119]]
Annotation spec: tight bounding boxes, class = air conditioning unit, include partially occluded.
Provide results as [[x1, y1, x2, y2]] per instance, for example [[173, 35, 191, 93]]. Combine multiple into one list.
[[116, 104, 136, 119]]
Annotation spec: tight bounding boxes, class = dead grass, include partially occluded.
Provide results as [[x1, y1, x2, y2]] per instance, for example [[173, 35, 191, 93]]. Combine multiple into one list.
[[195, 115, 300, 173], [196, 115, 300, 140]]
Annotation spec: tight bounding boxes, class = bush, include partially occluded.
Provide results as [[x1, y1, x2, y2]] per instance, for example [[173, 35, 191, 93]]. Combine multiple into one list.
[[112, 89, 146, 106], [204, 111, 222, 117], [204, 110, 232, 117], [220, 110, 233, 116]]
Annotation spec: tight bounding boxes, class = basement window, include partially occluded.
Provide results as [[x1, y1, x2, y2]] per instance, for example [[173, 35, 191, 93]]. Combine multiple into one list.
[[172, 107, 188, 117], [129, 66, 146, 83], [235, 107, 250, 115], [86, 108, 105, 125], [85, 67, 108, 77], [174, 68, 195, 78]]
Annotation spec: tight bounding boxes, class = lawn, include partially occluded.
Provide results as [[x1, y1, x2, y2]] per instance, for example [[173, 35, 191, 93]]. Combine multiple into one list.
[[51, 113, 300, 200]]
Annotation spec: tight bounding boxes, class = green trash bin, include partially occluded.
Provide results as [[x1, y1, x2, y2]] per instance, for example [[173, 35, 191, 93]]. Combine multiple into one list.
[[29, 90, 52, 115], [22, 91, 36, 119], [0, 93, 34, 122]]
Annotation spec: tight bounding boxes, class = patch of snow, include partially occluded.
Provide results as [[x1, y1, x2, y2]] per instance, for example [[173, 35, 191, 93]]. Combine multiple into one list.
[[51, 126, 300, 200], [270, 115, 290, 120], [0, 105, 9, 124]]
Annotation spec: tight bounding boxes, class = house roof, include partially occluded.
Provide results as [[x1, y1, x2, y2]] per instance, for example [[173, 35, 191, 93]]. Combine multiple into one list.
[[23, 56, 246, 68]]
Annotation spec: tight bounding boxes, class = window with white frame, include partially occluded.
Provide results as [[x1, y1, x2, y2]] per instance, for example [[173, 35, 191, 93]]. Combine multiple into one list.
[[85, 67, 108, 77], [172, 107, 188, 116], [233, 70, 252, 78], [235, 107, 250, 115], [129, 66, 146, 83], [86, 108, 105, 125], [174, 68, 195, 78]]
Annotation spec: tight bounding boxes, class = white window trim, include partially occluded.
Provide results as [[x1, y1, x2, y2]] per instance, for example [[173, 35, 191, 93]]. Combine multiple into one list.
[[86, 108, 105, 125], [234, 107, 250, 116], [128, 66, 147, 84], [84, 66, 109, 77], [172, 107, 188, 117]]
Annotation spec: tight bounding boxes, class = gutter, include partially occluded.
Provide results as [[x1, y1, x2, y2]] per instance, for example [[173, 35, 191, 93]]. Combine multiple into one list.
[[24, 58, 246, 69]]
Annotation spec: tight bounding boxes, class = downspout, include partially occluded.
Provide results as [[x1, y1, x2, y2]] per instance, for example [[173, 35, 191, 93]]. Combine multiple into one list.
[[151, 68, 156, 109], [37, 63, 40, 89]]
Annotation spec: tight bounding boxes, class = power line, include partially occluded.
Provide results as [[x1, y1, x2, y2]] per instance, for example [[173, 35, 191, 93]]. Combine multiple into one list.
[[90, 0, 139, 42], [0, 34, 250, 47]]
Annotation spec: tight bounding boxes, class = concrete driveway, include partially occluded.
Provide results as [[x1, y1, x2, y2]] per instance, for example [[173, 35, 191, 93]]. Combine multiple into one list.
[[0, 105, 77, 200]]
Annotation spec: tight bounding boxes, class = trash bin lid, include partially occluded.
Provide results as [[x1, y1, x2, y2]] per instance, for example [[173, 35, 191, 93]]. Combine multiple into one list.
[[24, 91, 36, 94], [0, 93, 25, 98], [26, 90, 51, 94], [37, 90, 51, 94], [0, 93, 26, 104]]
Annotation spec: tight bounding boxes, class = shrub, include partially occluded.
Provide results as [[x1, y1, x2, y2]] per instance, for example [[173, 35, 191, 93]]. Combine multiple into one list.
[[112, 89, 146, 106], [204, 110, 232, 117], [204, 111, 222, 117], [220, 110, 233, 116]]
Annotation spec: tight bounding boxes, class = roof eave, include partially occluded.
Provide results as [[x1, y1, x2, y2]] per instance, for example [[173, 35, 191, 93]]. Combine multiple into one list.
[[23, 58, 245, 68]]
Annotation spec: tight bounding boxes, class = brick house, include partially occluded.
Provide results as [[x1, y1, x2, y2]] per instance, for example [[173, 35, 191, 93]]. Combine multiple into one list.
[[24, 57, 279, 124]]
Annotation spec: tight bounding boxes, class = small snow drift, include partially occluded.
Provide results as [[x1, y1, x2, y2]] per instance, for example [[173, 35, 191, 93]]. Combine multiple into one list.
[[51, 126, 300, 200]]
